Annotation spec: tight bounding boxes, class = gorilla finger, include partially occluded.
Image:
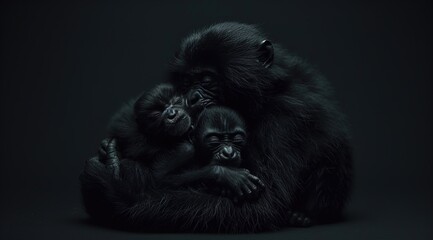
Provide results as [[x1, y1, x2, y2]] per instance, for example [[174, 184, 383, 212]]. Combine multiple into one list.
[[106, 157, 119, 166], [302, 217, 313, 227], [107, 164, 120, 179], [253, 177, 266, 188], [98, 147, 107, 158], [247, 174, 265, 187], [107, 138, 117, 149], [87, 156, 104, 168], [294, 213, 311, 227], [241, 185, 252, 197], [289, 212, 299, 225], [101, 138, 110, 149], [247, 173, 259, 181], [288, 211, 312, 227], [235, 187, 244, 197], [106, 139, 119, 161], [245, 180, 258, 191], [296, 216, 304, 225]]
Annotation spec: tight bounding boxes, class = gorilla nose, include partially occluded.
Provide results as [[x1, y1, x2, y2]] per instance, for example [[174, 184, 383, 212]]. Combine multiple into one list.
[[167, 108, 177, 119], [221, 146, 235, 159]]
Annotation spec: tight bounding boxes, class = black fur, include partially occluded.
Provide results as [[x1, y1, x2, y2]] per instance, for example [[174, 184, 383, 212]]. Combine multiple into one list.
[[80, 22, 352, 232], [163, 106, 266, 201], [108, 83, 192, 162], [194, 106, 247, 167]]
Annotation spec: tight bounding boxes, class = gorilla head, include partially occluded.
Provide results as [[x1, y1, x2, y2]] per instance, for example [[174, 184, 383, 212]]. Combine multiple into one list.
[[169, 22, 279, 115], [165, 22, 352, 229], [134, 84, 192, 138], [194, 106, 247, 168]]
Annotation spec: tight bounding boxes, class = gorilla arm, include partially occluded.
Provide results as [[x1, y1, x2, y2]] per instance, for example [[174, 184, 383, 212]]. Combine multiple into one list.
[[81, 139, 282, 232], [161, 165, 265, 199]]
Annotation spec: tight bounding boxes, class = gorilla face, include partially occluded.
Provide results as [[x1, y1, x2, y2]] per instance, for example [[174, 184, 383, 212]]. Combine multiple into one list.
[[169, 23, 274, 115], [203, 129, 246, 167], [135, 84, 192, 138], [160, 96, 192, 137], [195, 106, 247, 167], [178, 70, 222, 108]]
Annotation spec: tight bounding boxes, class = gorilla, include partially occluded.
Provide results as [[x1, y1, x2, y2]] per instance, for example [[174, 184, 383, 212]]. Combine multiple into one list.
[[107, 83, 195, 179], [80, 83, 196, 222], [162, 106, 265, 202], [80, 22, 352, 233]]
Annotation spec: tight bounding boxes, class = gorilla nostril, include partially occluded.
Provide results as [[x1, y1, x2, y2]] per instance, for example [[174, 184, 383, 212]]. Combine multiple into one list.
[[167, 108, 177, 119], [221, 146, 234, 159]]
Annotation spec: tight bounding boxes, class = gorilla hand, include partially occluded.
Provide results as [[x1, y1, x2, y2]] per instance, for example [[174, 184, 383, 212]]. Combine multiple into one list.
[[186, 90, 206, 121], [210, 166, 265, 202], [287, 211, 313, 227], [96, 138, 120, 179]]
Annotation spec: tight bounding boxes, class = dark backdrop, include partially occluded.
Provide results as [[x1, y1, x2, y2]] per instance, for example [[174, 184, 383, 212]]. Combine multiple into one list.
[[1, 1, 432, 239]]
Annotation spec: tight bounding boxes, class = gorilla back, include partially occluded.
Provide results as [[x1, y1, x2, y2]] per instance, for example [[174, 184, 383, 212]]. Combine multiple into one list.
[[80, 22, 352, 232]]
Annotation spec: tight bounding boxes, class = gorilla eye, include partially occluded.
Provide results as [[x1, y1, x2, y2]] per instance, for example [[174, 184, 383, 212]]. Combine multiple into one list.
[[206, 135, 220, 145], [202, 75, 212, 83], [150, 110, 162, 118], [208, 135, 220, 142], [233, 134, 245, 142]]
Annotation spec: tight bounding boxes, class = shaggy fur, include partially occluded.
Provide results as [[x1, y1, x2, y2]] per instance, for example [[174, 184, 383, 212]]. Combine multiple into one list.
[[107, 83, 192, 162], [80, 22, 352, 233]]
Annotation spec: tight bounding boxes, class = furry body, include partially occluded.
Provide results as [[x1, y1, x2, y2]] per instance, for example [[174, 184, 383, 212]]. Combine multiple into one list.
[[80, 22, 352, 232]]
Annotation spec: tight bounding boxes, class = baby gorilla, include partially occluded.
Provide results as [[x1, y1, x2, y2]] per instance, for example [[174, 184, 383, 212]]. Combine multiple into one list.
[[107, 83, 195, 178], [105, 86, 264, 201], [162, 107, 265, 202], [195, 106, 245, 168]]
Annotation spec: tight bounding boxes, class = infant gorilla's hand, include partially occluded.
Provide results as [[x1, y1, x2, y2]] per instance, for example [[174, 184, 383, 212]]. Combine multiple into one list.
[[186, 91, 206, 117], [96, 138, 120, 178], [209, 166, 265, 203]]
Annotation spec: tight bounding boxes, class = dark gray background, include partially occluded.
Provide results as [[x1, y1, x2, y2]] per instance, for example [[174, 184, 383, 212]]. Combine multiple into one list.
[[1, 0, 432, 239]]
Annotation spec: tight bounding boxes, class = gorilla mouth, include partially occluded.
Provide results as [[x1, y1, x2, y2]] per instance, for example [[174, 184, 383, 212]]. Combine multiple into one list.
[[167, 115, 192, 137], [213, 153, 241, 167], [218, 152, 239, 161], [167, 114, 184, 124]]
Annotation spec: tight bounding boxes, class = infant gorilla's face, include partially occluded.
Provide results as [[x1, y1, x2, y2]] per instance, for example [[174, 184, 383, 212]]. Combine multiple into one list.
[[195, 107, 247, 168], [161, 96, 192, 137]]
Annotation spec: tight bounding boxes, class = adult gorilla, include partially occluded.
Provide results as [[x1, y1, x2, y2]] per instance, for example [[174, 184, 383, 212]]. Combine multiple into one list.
[[80, 22, 352, 233]]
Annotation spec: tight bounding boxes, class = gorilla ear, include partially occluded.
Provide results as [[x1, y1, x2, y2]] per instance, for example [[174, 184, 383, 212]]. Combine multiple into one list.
[[257, 40, 274, 68]]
